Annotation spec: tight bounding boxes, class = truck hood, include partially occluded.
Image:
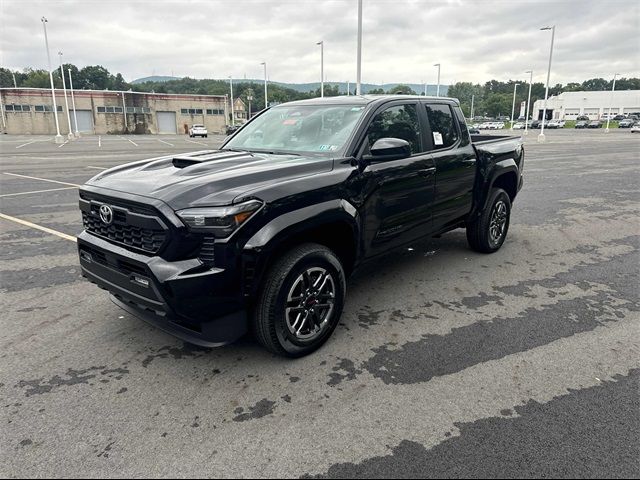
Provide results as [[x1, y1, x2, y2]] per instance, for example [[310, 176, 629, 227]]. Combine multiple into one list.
[[86, 149, 333, 210]]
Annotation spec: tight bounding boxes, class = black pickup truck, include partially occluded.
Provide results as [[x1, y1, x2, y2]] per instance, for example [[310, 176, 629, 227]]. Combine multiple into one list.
[[78, 95, 524, 357]]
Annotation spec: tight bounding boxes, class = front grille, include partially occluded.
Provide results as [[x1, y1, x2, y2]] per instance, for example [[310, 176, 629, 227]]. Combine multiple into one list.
[[82, 212, 166, 253], [80, 193, 168, 254]]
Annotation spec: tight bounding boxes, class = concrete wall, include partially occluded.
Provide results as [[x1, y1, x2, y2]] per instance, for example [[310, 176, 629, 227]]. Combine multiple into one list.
[[0, 88, 227, 135]]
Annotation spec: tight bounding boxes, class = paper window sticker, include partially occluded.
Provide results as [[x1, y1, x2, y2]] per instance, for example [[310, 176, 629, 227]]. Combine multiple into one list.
[[433, 132, 444, 145]]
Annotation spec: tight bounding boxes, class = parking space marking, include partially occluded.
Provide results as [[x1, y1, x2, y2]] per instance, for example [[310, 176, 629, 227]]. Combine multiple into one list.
[[0, 212, 77, 242], [119, 136, 139, 147], [58, 140, 69, 148], [0, 186, 77, 198], [185, 138, 208, 146], [15, 140, 38, 149], [2, 172, 81, 187], [98, 135, 101, 148], [156, 139, 174, 146], [86, 166, 107, 170]]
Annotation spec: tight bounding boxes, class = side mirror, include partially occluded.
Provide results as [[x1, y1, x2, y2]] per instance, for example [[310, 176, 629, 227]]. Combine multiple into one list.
[[367, 137, 411, 162]]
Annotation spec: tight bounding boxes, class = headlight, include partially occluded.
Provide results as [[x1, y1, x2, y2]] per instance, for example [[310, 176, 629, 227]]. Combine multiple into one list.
[[176, 200, 263, 237]]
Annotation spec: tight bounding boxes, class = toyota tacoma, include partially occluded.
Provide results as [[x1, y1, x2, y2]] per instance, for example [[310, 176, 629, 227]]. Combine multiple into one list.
[[78, 95, 524, 357]]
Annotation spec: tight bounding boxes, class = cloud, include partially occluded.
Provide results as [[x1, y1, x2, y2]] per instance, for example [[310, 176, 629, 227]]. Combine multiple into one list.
[[1, 0, 638, 85]]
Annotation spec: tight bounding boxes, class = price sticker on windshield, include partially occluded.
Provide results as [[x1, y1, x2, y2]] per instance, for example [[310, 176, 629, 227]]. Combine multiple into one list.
[[433, 132, 444, 146]]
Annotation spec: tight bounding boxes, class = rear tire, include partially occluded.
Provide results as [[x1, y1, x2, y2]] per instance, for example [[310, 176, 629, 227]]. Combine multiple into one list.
[[466, 188, 511, 253], [253, 243, 346, 357]]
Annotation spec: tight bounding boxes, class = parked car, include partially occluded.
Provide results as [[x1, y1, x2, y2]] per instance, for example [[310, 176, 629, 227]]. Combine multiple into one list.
[[576, 115, 590, 122], [225, 124, 241, 135], [547, 120, 563, 129], [189, 124, 208, 138], [631, 123, 640, 133], [512, 122, 525, 130], [77, 95, 525, 357], [588, 120, 603, 128], [613, 114, 625, 121], [575, 121, 589, 129], [618, 118, 635, 128]]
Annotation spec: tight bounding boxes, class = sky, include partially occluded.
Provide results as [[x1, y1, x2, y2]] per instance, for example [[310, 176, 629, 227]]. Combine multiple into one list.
[[1, 0, 639, 86]]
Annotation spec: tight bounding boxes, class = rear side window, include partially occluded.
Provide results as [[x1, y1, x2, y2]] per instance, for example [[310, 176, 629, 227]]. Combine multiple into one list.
[[425, 104, 459, 149]]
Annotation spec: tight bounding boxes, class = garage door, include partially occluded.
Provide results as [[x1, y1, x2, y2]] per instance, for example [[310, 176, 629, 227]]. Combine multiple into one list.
[[157, 111, 177, 134], [71, 110, 93, 133]]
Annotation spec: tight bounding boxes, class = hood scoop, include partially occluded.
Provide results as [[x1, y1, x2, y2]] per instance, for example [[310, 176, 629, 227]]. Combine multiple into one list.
[[172, 150, 250, 169]]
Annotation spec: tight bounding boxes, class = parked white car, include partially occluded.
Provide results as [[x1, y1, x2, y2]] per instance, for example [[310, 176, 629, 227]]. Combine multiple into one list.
[[189, 124, 208, 138], [512, 122, 525, 129], [631, 123, 640, 133]]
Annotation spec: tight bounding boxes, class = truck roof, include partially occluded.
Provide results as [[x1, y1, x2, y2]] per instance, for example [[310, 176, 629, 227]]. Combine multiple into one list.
[[280, 95, 459, 107]]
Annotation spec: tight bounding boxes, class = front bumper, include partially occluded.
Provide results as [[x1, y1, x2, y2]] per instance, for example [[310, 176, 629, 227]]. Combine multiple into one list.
[[78, 231, 248, 347]]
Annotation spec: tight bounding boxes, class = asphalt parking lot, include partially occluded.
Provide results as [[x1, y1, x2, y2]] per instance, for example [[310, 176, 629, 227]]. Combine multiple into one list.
[[1, 129, 639, 478]]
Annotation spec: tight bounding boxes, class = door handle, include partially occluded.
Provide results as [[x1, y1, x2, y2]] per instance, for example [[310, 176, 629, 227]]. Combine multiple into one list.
[[418, 167, 436, 177]]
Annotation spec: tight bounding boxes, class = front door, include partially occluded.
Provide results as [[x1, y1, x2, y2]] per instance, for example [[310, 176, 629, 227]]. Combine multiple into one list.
[[356, 102, 436, 257]]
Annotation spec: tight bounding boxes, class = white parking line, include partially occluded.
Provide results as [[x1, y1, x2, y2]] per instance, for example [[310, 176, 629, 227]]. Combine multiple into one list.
[[157, 139, 174, 146], [98, 135, 102, 148], [2, 172, 81, 187], [15, 140, 38, 149], [58, 140, 69, 148], [185, 138, 208, 146], [0, 212, 77, 242], [86, 166, 107, 170], [0, 186, 77, 198], [119, 136, 138, 147]]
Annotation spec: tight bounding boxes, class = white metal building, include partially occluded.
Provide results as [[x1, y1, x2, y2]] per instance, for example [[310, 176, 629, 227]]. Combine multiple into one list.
[[532, 90, 640, 121]]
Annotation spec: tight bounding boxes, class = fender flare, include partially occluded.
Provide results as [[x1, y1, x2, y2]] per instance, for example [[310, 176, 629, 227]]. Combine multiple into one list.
[[244, 199, 360, 252], [481, 159, 520, 211]]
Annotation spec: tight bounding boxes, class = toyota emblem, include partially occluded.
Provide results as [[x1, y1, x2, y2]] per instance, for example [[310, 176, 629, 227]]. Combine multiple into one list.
[[99, 204, 114, 225]]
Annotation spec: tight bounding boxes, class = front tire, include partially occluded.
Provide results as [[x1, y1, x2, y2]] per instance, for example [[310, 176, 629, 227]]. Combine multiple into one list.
[[466, 188, 512, 253], [253, 243, 346, 357]]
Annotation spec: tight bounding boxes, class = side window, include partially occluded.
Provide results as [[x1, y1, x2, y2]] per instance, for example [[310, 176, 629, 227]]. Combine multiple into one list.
[[425, 104, 459, 149], [364, 104, 422, 155]]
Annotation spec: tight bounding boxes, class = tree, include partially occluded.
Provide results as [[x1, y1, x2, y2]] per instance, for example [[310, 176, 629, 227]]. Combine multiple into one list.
[[581, 78, 609, 91], [387, 84, 416, 95], [78, 65, 112, 89]]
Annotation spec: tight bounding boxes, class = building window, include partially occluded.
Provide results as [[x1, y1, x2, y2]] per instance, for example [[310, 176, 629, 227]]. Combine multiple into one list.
[[97, 106, 124, 113], [126, 106, 151, 114], [34, 105, 63, 112], [182, 108, 204, 115], [206, 109, 224, 115], [5, 104, 31, 112]]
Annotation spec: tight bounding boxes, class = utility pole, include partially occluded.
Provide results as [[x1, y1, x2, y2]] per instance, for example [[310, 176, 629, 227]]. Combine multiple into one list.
[[356, 0, 363, 95], [229, 76, 235, 126], [524, 70, 533, 136], [538, 25, 555, 143], [58, 52, 74, 140], [41, 17, 63, 143], [260, 62, 268, 109], [470, 94, 475, 120], [68, 68, 80, 137], [317, 41, 324, 97], [605, 73, 620, 133], [510, 83, 520, 130]]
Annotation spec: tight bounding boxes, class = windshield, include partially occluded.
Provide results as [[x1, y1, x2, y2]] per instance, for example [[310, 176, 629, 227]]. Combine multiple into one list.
[[223, 104, 367, 154]]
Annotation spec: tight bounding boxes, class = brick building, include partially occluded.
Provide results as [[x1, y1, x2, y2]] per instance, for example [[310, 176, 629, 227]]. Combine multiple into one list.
[[0, 87, 228, 135]]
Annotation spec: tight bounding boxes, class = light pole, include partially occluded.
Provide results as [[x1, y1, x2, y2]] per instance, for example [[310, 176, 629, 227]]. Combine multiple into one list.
[[317, 41, 324, 97], [246, 89, 253, 120], [229, 76, 235, 126], [68, 68, 79, 137], [510, 83, 520, 130], [524, 70, 533, 136], [434, 63, 441, 97], [347, 80, 350, 96], [470, 94, 475, 121], [605, 73, 620, 133], [41, 17, 63, 143], [58, 52, 74, 140], [12, 72, 17, 88], [356, 0, 362, 95], [538, 25, 555, 143], [260, 62, 268, 109]]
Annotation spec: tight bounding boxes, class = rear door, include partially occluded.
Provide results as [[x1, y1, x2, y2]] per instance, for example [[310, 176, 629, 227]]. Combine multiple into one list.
[[423, 102, 477, 231], [356, 101, 436, 256]]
